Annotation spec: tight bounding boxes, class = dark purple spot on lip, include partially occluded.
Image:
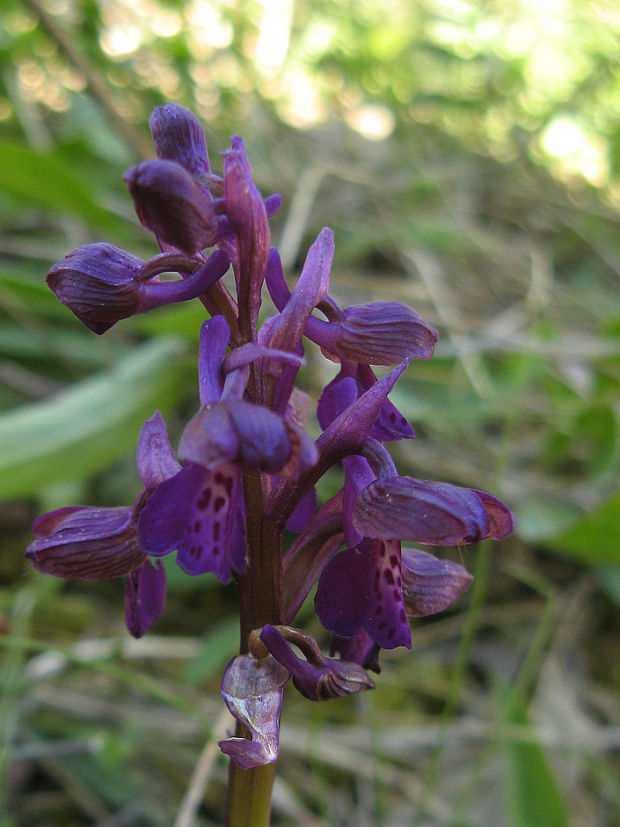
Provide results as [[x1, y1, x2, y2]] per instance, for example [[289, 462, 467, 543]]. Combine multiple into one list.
[[213, 522, 221, 541], [214, 471, 225, 485], [214, 496, 226, 513], [384, 570, 394, 585], [213, 545, 220, 556], [400, 610, 406, 623], [397, 576, 402, 588], [378, 621, 387, 631], [393, 589, 400, 600], [223, 476, 233, 496], [389, 412, 396, 423], [196, 488, 211, 510], [389, 555, 399, 568], [387, 627, 395, 640], [376, 605, 383, 615], [194, 520, 201, 533], [379, 545, 386, 557]]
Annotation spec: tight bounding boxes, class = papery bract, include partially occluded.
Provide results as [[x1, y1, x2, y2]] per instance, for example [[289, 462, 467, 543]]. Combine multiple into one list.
[[218, 654, 289, 768]]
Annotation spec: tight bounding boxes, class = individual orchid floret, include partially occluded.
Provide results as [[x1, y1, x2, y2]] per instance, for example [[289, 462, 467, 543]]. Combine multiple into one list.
[[317, 361, 414, 442], [265, 361, 409, 527], [353, 475, 515, 546], [401, 548, 473, 617], [47, 243, 229, 334], [26, 412, 180, 637], [222, 136, 270, 339], [179, 315, 314, 476], [315, 537, 412, 650], [138, 460, 246, 581], [265, 244, 436, 365], [218, 653, 289, 768], [253, 625, 375, 701], [124, 159, 217, 254]]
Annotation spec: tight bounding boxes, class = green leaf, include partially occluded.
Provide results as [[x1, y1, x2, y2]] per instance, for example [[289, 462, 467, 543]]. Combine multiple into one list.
[[0, 338, 188, 499], [0, 141, 127, 235], [503, 702, 569, 827], [540, 489, 620, 565]]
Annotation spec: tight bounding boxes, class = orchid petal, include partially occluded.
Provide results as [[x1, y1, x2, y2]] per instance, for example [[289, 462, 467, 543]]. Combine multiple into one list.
[[138, 462, 246, 582], [315, 538, 412, 650], [353, 476, 493, 546], [125, 559, 167, 638], [198, 315, 230, 405], [137, 411, 181, 492], [27, 506, 145, 579], [401, 548, 473, 617]]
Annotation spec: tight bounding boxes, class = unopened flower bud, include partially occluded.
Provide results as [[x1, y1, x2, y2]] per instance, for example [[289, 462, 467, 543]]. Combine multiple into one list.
[[124, 160, 216, 253], [47, 243, 142, 333], [47, 245, 229, 333], [149, 102, 210, 180], [256, 625, 374, 702]]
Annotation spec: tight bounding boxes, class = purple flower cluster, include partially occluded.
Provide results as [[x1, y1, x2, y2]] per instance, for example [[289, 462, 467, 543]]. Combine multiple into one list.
[[26, 104, 514, 769]]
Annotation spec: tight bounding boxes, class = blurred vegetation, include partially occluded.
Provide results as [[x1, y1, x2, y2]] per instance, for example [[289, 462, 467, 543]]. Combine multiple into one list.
[[1, 0, 620, 824]]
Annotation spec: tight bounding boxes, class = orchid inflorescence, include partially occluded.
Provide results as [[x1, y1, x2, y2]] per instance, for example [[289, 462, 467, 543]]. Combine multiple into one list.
[[26, 104, 514, 771]]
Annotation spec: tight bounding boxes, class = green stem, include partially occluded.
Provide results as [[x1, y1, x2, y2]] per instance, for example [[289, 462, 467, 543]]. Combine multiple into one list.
[[226, 468, 283, 826], [226, 761, 277, 827]]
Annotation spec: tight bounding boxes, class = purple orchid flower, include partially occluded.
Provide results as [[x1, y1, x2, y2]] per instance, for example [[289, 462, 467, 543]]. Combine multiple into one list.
[[26, 412, 178, 637], [28, 102, 517, 799]]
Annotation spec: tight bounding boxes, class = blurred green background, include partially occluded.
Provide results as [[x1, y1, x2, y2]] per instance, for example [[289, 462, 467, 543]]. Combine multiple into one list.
[[1, 0, 620, 824]]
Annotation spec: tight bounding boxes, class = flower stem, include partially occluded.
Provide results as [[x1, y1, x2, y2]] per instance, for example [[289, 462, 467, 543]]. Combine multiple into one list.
[[226, 760, 277, 827], [226, 468, 283, 825]]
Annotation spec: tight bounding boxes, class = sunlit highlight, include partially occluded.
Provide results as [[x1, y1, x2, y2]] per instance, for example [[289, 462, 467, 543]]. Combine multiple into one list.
[[257, 0, 293, 68], [346, 104, 395, 141]]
